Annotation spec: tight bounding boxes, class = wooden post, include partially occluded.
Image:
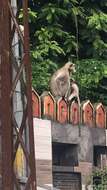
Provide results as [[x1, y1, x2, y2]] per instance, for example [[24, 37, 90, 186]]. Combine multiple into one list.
[[95, 103, 106, 128], [32, 89, 41, 118], [57, 98, 68, 124], [69, 101, 80, 125], [41, 92, 56, 120], [82, 100, 94, 127]]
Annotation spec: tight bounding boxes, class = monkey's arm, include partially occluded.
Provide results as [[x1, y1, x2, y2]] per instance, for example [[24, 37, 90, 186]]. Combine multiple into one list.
[[56, 75, 69, 97]]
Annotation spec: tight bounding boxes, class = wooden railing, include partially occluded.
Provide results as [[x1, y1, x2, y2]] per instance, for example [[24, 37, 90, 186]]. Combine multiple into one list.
[[32, 89, 106, 128]]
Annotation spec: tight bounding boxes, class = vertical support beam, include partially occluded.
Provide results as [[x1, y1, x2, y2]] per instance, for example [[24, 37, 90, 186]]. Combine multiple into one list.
[[0, 1, 2, 187], [0, 1, 37, 189], [1, 1, 13, 190], [23, 1, 37, 189]]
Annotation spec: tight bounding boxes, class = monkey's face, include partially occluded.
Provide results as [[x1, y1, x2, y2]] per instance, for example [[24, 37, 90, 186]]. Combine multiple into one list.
[[69, 63, 76, 73], [65, 62, 76, 73]]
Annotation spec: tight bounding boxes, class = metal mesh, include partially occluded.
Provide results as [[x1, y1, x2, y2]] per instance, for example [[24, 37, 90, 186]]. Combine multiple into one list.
[[0, 1, 36, 189]]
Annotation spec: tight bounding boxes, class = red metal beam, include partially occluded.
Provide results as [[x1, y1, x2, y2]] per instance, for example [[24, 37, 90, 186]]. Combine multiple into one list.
[[23, 1, 37, 189], [0, 1, 13, 190], [0, 1, 37, 189]]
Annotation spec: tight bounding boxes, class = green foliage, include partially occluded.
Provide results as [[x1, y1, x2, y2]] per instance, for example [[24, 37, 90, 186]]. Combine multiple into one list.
[[87, 11, 107, 58], [74, 59, 107, 103], [27, 0, 107, 103], [88, 12, 107, 32], [19, 8, 37, 23], [75, 59, 105, 87], [32, 59, 57, 94], [93, 167, 107, 190]]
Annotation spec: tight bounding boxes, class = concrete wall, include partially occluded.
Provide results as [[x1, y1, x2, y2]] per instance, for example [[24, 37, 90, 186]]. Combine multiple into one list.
[[33, 118, 107, 189], [52, 122, 106, 188], [33, 118, 53, 188], [52, 123, 106, 161]]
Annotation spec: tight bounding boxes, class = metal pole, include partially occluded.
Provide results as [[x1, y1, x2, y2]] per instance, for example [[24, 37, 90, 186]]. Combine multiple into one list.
[[23, 1, 37, 189], [1, 1, 13, 190], [0, 0, 37, 189]]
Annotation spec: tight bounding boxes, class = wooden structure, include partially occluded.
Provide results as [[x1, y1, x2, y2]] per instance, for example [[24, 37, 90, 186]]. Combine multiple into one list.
[[32, 90, 106, 128]]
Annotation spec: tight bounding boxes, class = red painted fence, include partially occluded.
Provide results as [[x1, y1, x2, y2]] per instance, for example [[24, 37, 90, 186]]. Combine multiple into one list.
[[32, 89, 106, 128]]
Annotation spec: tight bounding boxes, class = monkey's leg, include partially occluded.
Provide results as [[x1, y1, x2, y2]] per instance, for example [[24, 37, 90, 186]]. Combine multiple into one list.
[[77, 96, 80, 106], [65, 80, 70, 99], [68, 93, 75, 102], [68, 93, 80, 105]]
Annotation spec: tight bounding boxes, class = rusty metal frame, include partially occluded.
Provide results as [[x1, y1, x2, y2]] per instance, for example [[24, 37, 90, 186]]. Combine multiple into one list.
[[1, 1, 13, 190], [23, 1, 37, 189], [0, 1, 37, 190]]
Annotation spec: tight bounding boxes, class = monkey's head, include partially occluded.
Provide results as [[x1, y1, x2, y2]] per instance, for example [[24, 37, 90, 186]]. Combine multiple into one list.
[[65, 61, 76, 73]]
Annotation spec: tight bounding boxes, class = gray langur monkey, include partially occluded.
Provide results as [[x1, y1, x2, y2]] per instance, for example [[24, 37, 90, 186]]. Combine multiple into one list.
[[68, 79, 80, 105], [50, 61, 76, 99]]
